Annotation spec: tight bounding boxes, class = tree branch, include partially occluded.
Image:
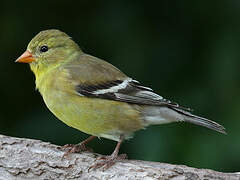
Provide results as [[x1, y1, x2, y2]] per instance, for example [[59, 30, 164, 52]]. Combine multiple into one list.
[[0, 134, 239, 180]]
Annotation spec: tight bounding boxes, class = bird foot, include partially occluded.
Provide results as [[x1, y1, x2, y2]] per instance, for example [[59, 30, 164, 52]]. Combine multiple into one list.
[[88, 153, 127, 171], [62, 143, 93, 158]]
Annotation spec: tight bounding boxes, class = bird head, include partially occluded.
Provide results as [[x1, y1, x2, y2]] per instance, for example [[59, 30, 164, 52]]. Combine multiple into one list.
[[15, 29, 81, 76]]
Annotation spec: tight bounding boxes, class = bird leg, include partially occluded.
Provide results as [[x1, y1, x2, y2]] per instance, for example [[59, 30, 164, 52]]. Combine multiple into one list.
[[89, 135, 127, 171], [62, 136, 96, 157]]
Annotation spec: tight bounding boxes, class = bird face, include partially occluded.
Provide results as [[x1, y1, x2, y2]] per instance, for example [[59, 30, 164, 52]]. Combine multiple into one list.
[[15, 29, 80, 74]]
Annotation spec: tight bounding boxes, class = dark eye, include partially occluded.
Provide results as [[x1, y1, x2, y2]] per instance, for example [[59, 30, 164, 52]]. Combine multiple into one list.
[[40, 45, 48, 53]]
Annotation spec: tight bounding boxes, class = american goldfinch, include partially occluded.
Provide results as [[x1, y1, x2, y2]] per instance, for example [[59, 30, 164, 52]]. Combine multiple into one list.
[[16, 29, 225, 170]]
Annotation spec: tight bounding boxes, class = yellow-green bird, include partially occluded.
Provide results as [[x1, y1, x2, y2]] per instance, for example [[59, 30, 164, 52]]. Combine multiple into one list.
[[16, 29, 225, 170]]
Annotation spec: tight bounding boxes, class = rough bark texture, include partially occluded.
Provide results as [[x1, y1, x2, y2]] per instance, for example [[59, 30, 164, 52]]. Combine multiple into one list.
[[0, 134, 239, 180]]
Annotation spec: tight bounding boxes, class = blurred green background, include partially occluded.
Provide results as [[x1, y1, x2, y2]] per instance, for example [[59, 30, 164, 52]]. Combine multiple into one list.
[[1, 0, 239, 172]]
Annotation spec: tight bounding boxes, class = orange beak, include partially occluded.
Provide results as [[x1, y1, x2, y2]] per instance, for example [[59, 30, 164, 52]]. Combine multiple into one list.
[[15, 50, 35, 63]]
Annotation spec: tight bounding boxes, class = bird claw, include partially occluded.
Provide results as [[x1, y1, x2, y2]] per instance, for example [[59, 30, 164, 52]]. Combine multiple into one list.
[[89, 153, 127, 171], [61, 143, 93, 158]]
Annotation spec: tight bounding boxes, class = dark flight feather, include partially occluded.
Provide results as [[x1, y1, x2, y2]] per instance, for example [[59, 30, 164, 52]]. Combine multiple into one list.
[[76, 79, 191, 111]]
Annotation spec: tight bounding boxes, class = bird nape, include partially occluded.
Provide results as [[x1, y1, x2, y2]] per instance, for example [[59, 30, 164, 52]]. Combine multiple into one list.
[[15, 29, 226, 171]]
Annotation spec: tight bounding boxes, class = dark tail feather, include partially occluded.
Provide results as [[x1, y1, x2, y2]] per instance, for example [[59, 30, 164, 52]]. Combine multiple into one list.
[[184, 115, 226, 134], [171, 107, 226, 134]]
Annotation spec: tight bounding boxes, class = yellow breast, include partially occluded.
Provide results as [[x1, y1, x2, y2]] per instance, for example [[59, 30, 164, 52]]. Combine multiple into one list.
[[35, 68, 144, 141]]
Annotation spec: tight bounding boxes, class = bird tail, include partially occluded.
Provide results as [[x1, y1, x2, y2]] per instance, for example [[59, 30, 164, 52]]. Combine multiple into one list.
[[142, 106, 226, 134], [170, 107, 226, 134]]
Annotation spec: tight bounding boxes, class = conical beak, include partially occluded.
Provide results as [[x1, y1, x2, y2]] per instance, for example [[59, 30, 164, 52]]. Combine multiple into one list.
[[15, 50, 35, 63]]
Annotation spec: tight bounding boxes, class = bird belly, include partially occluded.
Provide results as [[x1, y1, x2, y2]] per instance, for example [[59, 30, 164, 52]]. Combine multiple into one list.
[[42, 91, 143, 141]]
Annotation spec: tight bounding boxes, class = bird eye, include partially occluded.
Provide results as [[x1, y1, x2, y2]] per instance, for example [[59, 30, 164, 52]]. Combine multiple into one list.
[[40, 45, 48, 53]]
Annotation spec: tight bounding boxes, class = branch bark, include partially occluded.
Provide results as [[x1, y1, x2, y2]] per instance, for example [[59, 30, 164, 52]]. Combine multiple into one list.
[[0, 134, 239, 180]]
